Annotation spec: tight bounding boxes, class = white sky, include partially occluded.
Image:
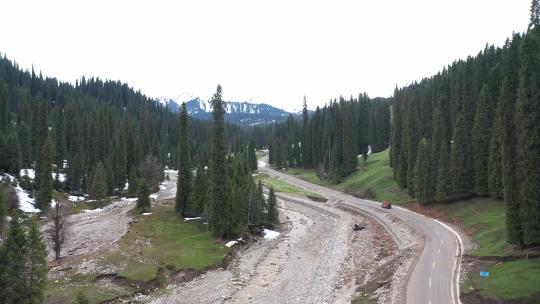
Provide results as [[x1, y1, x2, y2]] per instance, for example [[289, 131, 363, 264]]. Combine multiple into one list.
[[0, 0, 531, 112]]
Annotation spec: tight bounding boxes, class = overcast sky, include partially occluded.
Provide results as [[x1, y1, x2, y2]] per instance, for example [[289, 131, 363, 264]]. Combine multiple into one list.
[[0, 0, 531, 111]]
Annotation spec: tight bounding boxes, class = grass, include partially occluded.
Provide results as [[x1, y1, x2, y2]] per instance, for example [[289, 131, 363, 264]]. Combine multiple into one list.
[[464, 259, 540, 302], [254, 172, 326, 200], [352, 294, 378, 304], [430, 199, 540, 302], [434, 197, 512, 257], [46, 205, 228, 304], [111, 206, 228, 280], [286, 150, 410, 204]]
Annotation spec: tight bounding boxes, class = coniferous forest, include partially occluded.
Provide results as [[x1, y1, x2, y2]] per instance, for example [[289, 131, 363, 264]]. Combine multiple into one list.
[[391, 7, 540, 247], [266, 96, 391, 181]]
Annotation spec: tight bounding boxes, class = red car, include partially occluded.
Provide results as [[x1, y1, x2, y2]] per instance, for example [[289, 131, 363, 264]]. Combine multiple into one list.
[[381, 201, 392, 209]]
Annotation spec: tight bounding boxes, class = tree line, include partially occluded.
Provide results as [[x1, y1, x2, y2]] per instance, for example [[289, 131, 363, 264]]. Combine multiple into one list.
[[0, 54, 248, 211], [265, 95, 391, 181], [391, 1, 540, 247]]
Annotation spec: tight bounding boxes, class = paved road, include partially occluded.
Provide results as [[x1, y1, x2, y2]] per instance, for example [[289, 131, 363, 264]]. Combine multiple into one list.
[[259, 158, 462, 304]]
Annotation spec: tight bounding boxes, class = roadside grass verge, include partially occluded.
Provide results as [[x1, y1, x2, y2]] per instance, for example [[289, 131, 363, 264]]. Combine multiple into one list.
[[285, 150, 410, 204], [254, 172, 326, 201], [45, 205, 228, 304], [432, 198, 512, 257], [462, 259, 540, 302], [427, 199, 540, 302]]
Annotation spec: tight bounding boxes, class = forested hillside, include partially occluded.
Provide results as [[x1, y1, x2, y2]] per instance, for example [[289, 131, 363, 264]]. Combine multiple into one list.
[[0, 54, 247, 199], [265, 96, 391, 181], [391, 5, 540, 246]]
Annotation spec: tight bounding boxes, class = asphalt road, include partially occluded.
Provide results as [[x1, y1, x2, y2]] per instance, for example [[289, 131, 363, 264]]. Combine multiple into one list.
[[259, 158, 463, 304]]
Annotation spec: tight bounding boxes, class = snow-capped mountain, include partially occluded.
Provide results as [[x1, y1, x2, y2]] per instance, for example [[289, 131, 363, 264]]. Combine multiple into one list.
[[158, 96, 292, 127]]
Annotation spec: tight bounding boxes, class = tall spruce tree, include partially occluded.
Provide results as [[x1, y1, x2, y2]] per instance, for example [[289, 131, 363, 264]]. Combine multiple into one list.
[[267, 187, 279, 228], [37, 135, 55, 211], [2, 211, 28, 303], [435, 141, 451, 202], [18, 122, 32, 167], [191, 165, 207, 216], [247, 137, 258, 171], [414, 138, 434, 204], [498, 79, 522, 245], [27, 217, 48, 303], [449, 112, 474, 199], [208, 85, 234, 237], [472, 85, 492, 196], [176, 102, 192, 216], [35, 100, 49, 187], [89, 162, 108, 205], [0, 189, 6, 234], [515, 27, 540, 246], [487, 102, 503, 199], [136, 178, 151, 213]]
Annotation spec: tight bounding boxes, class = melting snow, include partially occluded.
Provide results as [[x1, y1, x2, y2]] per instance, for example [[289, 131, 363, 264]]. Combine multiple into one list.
[[15, 184, 40, 213], [142, 212, 153, 216], [184, 217, 202, 221], [225, 241, 238, 247], [263, 229, 280, 240], [159, 185, 167, 190], [83, 208, 103, 213], [68, 196, 85, 202], [149, 194, 158, 200]]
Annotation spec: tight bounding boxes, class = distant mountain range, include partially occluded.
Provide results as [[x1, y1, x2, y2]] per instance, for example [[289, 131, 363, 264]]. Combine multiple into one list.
[[158, 96, 294, 127]]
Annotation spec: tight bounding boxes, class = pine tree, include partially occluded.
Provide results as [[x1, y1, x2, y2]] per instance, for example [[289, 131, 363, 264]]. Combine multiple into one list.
[[136, 178, 151, 213], [37, 135, 55, 211], [247, 137, 258, 171], [54, 108, 66, 169], [435, 141, 451, 202], [176, 102, 192, 216], [35, 100, 49, 187], [127, 167, 138, 197], [89, 161, 107, 205], [18, 122, 32, 167], [27, 217, 47, 303], [208, 85, 234, 237], [515, 28, 540, 246], [341, 104, 357, 176], [449, 112, 474, 199], [113, 127, 127, 191], [498, 79, 522, 245], [2, 130, 22, 175], [414, 138, 434, 204], [529, 0, 539, 31], [472, 85, 492, 196], [487, 103, 503, 199], [0, 189, 6, 234], [267, 187, 279, 228], [0, 83, 8, 130], [2, 211, 28, 303], [251, 181, 265, 226], [191, 165, 207, 216]]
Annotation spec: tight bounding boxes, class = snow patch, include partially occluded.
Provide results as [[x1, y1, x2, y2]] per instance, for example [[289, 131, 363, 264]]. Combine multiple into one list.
[[225, 241, 238, 248], [184, 217, 201, 221], [159, 185, 167, 190], [68, 195, 85, 202], [263, 229, 280, 240], [50, 199, 59, 208], [15, 184, 40, 213], [20, 168, 35, 179], [149, 194, 158, 200], [121, 197, 138, 202], [82, 208, 103, 213], [142, 212, 153, 216]]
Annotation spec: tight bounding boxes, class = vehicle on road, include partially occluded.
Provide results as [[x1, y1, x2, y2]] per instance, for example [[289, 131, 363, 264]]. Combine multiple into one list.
[[381, 201, 392, 209]]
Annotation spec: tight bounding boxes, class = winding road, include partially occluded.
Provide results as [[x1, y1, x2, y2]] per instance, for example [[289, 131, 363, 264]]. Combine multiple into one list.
[[259, 157, 463, 304]]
